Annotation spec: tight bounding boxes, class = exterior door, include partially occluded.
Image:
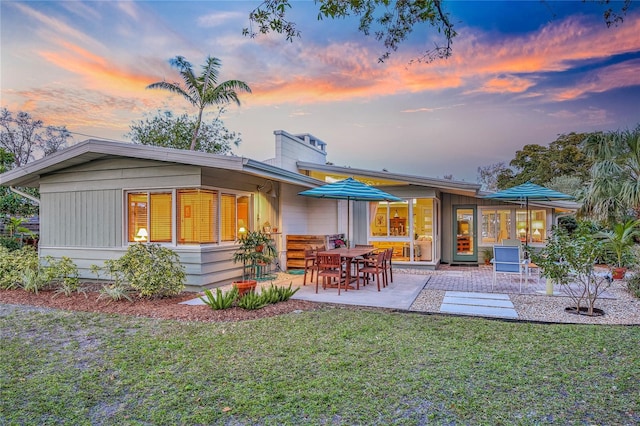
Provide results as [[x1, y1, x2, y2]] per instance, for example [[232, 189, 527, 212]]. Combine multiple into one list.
[[453, 206, 477, 262]]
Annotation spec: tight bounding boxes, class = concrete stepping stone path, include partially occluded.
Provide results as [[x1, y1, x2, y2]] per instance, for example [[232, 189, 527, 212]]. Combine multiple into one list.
[[440, 291, 518, 319]]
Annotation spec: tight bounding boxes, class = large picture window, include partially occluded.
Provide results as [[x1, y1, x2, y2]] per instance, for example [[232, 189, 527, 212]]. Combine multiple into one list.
[[126, 188, 249, 245]]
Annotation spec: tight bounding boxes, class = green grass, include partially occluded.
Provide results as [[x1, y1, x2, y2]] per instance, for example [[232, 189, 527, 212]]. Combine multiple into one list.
[[1, 305, 639, 425]]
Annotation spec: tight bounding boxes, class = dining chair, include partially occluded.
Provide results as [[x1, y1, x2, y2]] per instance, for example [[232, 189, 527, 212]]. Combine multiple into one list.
[[302, 248, 317, 286], [316, 252, 346, 295], [359, 251, 386, 291], [383, 248, 394, 285]]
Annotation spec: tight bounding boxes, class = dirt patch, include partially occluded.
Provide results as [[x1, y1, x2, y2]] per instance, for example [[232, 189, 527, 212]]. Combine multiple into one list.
[[0, 288, 320, 322]]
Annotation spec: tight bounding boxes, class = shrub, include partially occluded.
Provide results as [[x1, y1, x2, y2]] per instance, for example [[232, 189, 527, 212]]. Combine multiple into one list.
[[200, 287, 238, 310], [236, 290, 267, 310], [626, 273, 640, 299], [91, 243, 185, 298], [260, 283, 298, 304], [43, 256, 81, 296], [97, 284, 132, 302], [0, 246, 39, 289], [0, 236, 21, 251], [21, 268, 49, 294]]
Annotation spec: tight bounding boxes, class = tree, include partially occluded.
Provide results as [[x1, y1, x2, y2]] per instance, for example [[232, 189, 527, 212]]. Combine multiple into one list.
[[477, 162, 508, 192], [243, 0, 631, 63], [582, 125, 640, 223], [147, 56, 251, 151], [495, 132, 593, 190], [0, 108, 71, 167], [127, 109, 241, 155]]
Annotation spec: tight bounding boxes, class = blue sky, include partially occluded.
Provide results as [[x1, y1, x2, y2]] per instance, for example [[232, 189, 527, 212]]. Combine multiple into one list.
[[1, 1, 639, 182]]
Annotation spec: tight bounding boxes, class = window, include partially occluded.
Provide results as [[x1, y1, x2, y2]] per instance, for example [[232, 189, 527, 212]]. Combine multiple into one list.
[[127, 188, 250, 245], [178, 189, 217, 244], [127, 192, 172, 243], [481, 209, 512, 244]]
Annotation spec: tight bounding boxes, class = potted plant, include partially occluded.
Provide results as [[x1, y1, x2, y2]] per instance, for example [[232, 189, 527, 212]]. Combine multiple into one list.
[[480, 247, 493, 265], [598, 219, 640, 280], [232, 231, 277, 295]]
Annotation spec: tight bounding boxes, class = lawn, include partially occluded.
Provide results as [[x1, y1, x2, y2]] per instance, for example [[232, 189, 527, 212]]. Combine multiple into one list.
[[1, 305, 638, 425]]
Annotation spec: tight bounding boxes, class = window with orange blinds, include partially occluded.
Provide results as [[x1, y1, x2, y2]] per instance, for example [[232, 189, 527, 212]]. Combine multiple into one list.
[[221, 194, 236, 242], [237, 195, 250, 236], [177, 189, 217, 244], [149, 193, 172, 242], [128, 193, 148, 242], [127, 192, 172, 243]]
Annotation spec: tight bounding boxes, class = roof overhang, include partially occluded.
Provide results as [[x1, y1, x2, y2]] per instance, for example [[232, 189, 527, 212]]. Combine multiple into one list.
[[297, 161, 481, 196], [0, 139, 323, 189]]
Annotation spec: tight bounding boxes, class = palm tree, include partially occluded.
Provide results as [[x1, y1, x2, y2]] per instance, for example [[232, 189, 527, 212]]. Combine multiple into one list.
[[582, 126, 640, 223], [147, 56, 251, 151]]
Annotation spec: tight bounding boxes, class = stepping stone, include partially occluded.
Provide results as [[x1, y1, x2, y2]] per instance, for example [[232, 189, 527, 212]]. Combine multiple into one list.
[[440, 291, 518, 319]]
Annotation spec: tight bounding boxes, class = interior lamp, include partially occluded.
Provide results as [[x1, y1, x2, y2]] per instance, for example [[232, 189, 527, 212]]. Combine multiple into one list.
[[135, 228, 148, 242], [238, 220, 247, 235], [532, 220, 544, 237], [394, 209, 399, 218]]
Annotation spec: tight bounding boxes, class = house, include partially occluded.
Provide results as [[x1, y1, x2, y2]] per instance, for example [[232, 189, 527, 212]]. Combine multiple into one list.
[[0, 130, 574, 290]]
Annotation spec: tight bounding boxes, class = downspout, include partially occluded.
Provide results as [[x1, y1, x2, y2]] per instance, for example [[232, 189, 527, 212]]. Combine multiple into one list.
[[9, 186, 40, 205]]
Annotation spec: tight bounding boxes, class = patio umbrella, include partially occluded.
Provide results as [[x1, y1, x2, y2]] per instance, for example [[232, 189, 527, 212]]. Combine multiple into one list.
[[298, 177, 402, 247], [483, 182, 573, 244]]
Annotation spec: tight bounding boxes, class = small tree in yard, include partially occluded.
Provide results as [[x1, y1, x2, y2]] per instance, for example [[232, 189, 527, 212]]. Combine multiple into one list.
[[533, 222, 612, 316]]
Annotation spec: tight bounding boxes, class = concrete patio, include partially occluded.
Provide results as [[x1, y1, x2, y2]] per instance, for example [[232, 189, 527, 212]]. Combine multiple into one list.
[[185, 264, 638, 323]]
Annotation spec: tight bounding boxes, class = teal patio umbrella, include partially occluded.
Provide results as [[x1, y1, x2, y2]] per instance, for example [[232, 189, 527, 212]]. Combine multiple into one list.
[[483, 182, 573, 244], [298, 177, 402, 247]]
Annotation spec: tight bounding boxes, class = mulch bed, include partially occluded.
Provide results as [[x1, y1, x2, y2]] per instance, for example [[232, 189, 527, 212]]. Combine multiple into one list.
[[0, 289, 320, 322]]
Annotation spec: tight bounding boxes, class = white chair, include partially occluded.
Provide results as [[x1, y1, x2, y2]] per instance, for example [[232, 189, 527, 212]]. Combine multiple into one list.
[[492, 245, 524, 292]]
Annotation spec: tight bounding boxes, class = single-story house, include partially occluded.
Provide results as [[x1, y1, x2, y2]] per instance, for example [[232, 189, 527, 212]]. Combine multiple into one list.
[[0, 130, 575, 290]]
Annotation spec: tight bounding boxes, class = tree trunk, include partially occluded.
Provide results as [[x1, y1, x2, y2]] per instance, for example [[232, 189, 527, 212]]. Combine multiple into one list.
[[190, 107, 204, 151]]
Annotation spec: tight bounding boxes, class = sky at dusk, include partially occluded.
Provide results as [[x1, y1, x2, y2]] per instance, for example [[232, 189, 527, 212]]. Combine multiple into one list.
[[1, 1, 639, 182]]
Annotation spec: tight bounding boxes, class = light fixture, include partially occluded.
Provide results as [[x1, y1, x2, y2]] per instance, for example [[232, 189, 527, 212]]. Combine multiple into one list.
[[238, 220, 247, 235], [257, 180, 277, 198], [135, 228, 148, 242], [532, 220, 544, 237], [394, 209, 399, 218]]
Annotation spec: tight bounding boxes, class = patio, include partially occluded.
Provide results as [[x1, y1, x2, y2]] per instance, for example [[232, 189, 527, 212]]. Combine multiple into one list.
[[187, 265, 640, 324]]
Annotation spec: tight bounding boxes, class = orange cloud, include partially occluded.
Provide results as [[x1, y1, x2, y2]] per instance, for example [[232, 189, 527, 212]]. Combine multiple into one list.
[[551, 59, 640, 101]]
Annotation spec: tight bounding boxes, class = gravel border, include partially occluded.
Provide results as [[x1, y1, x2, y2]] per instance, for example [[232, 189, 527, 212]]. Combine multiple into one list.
[[409, 278, 640, 324]]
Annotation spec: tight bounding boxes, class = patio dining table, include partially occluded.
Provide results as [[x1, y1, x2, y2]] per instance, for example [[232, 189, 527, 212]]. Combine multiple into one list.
[[318, 247, 376, 290]]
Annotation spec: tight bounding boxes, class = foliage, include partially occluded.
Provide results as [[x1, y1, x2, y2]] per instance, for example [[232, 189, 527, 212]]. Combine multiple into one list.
[[597, 219, 640, 268], [232, 231, 277, 281], [0, 236, 21, 251], [43, 256, 80, 296], [91, 243, 185, 298], [476, 162, 507, 192], [0, 108, 70, 167], [244, 0, 455, 63], [147, 56, 251, 150], [127, 108, 241, 154], [626, 272, 640, 298], [495, 132, 593, 190], [260, 282, 299, 304], [0, 187, 39, 217], [0, 247, 80, 295], [235, 289, 268, 310], [243, 1, 630, 63], [532, 222, 611, 315], [199, 287, 239, 310], [582, 125, 640, 223], [545, 174, 584, 198], [3, 216, 35, 238], [2, 308, 639, 424], [0, 245, 39, 289], [97, 283, 133, 303]]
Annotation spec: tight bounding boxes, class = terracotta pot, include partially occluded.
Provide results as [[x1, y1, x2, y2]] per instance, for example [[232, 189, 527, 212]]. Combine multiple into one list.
[[233, 280, 257, 296], [611, 267, 627, 280]]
